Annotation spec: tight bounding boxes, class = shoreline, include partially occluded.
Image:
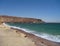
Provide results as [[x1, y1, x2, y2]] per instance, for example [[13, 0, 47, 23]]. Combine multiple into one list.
[[0, 23, 60, 46], [5, 23, 60, 43], [11, 27, 60, 46]]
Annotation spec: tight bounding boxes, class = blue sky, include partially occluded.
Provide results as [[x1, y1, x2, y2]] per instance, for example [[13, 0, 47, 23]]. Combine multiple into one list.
[[0, 0, 60, 22]]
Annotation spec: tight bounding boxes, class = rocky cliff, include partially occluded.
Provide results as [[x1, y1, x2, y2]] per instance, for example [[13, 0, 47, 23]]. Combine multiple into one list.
[[0, 15, 44, 23]]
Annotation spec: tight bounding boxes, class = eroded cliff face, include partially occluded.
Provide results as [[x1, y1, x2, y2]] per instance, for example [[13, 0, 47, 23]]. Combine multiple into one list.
[[0, 15, 44, 23]]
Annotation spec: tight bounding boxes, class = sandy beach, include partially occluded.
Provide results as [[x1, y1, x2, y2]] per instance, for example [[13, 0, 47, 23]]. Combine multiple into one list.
[[0, 24, 36, 46], [0, 23, 60, 46]]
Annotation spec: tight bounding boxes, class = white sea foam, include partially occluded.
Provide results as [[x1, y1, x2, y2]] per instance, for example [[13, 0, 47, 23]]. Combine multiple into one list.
[[3, 23, 60, 42], [34, 33, 60, 42]]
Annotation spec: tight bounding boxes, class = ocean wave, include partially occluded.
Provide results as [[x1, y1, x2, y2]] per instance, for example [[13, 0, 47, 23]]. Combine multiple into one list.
[[3, 23, 60, 42]]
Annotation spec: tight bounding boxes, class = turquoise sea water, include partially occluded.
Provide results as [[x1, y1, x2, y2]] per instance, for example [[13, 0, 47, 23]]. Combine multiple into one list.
[[5, 23, 60, 42]]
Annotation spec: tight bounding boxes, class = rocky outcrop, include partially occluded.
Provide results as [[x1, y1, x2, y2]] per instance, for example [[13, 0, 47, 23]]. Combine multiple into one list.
[[0, 15, 44, 23]]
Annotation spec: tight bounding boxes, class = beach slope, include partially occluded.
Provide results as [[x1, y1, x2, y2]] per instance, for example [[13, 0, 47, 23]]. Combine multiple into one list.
[[0, 23, 60, 46]]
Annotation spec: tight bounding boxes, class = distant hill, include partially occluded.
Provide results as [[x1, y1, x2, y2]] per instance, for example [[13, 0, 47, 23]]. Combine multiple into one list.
[[0, 15, 44, 23]]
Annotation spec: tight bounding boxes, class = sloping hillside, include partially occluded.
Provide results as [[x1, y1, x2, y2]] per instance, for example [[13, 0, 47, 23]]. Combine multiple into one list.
[[0, 15, 44, 23]]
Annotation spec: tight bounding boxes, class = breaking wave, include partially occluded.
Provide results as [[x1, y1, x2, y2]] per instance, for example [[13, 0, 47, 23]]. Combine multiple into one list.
[[3, 23, 60, 42]]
